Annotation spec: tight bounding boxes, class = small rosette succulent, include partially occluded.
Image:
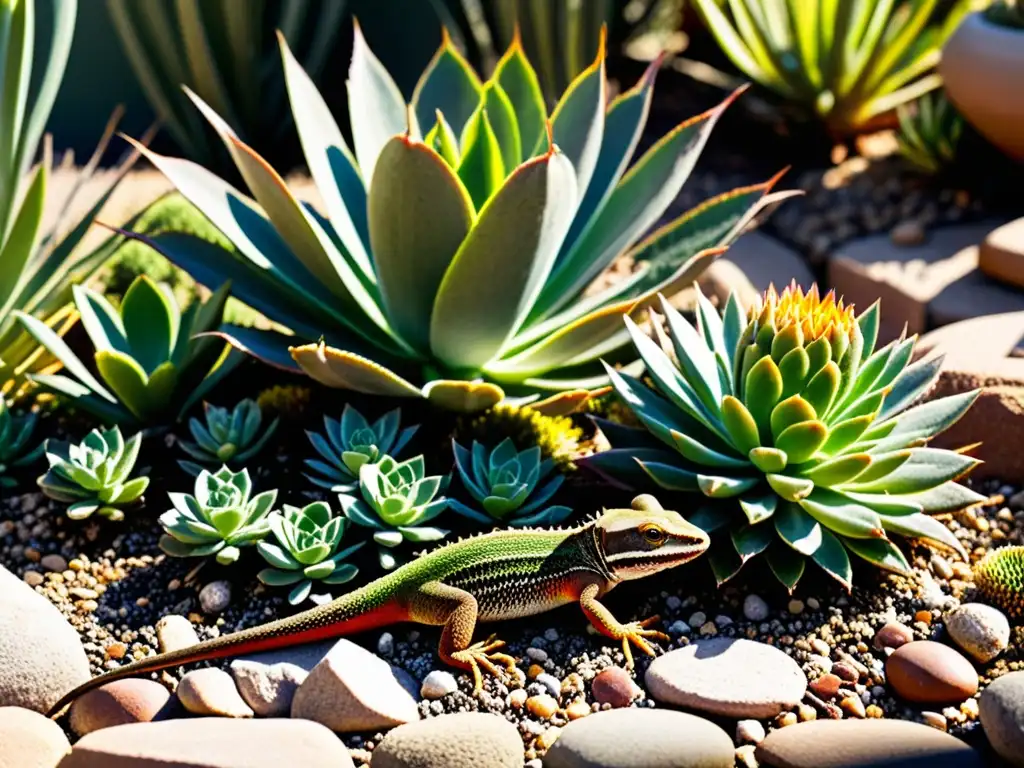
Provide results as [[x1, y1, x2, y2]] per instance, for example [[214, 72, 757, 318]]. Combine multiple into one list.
[[305, 405, 418, 492], [586, 283, 983, 590], [159, 466, 276, 565], [449, 437, 572, 527], [38, 427, 149, 521], [257, 501, 364, 605], [339, 455, 449, 570], [178, 399, 279, 476], [0, 400, 43, 490]]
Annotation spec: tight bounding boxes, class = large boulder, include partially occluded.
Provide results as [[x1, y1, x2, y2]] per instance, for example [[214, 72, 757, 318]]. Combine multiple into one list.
[[0, 565, 90, 713]]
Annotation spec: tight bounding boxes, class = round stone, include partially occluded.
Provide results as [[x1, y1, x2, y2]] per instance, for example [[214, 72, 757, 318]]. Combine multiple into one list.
[[372, 712, 522, 768], [944, 603, 1010, 663], [176, 668, 253, 718], [755, 719, 983, 767], [979, 671, 1024, 767], [809, 674, 842, 700], [591, 667, 637, 708], [199, 580, 232, 614], [886, 641, 979, 704], [873, 622, 913, 651], [544, 708, 734, 768], [420, 670, 458, 700], [0, 706, 71, 767], [155, 615, 199, 654], [645, 638, 807, 718], [69, 679, 172, 736], [743, 595, 769, 621]]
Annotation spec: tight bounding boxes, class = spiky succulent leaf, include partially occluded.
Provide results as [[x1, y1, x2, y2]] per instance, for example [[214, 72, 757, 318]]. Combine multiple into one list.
[[177, 398, 278, 475], [592, 283, 980, 588]]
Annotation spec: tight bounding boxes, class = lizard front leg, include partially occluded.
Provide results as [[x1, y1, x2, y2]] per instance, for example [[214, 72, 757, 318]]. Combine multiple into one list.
[[407, 581, 517, 694], [578, 582, 669, 668]]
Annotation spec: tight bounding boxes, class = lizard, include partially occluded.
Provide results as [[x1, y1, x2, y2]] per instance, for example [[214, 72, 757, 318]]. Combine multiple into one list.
[[48, 494, 709, 716]]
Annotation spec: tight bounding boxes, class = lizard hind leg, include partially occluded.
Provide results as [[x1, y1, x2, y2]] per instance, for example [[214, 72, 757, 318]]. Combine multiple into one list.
[[409, 581, 518, 694]]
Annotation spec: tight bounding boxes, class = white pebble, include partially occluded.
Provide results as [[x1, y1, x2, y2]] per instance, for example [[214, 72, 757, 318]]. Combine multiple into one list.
[[526, 647, 549, 663], [535, 673, 561, 698], [377, 632, 394, 656], [199, 580, 231, 614], [420, 670, 458, 699], [736, 719, 766, 744], [743, 595, 769, 621]]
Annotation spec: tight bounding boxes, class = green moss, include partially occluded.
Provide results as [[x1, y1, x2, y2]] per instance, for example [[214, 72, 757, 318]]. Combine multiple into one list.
[[256, 384, 312, 419], [454, 403, 582, 470], [974, 545, 1024, 620]]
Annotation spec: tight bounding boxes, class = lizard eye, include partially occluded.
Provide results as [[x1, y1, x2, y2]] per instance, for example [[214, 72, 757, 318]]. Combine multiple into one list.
[[639, 524, 666, 545]]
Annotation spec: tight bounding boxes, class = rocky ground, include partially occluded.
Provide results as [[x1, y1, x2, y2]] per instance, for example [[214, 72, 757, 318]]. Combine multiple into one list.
[[1, 431, 1022, 767]]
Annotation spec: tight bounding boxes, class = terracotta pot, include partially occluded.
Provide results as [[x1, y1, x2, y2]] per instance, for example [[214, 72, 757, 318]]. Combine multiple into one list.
[[941, 12, 1024, 162]]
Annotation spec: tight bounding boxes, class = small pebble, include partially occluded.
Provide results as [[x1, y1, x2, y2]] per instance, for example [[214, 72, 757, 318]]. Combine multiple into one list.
[[921, 711, 947, 731], [866, 704, 884, 719], [536, 726, 561, 750], [377, 633, 394, 656], [840, 693, 866, 719], [688, 611, 706, 628], [535, 673, 561, 699], [873, 621, 913, 651], [41, 554, 68, 572], [788, 599, 805, 615], [23, 571, 43, 587], [199, 580, 232, 614], [797, 704, 817, 722], [508, 689, 527, 709], [736, 744, 758, 768], [526, 694, 558, 719], [775, 711, 798, 728], [915, 610, 933, 625], [833, 662, 859, 683], [420, 670, 458, 700], [736, 719, 766, 745], [565, 700, 590, 720], [810, 674, 841, 700], [591, 667, 636, 708], [743, 595, 769, 621]]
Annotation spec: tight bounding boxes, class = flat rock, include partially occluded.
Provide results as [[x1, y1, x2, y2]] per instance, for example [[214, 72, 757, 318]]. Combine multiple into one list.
[[886, 641, 979, 704], [0, 565, 90, 713], [755, 719, 983, 767], [645, 638, 807, 718], [229, 641, 334, 717], [543, 708, 734, 768], [0, 706, 71, 768], [69, 679, 173, 736], [944, 603, 1010, 663], [176, 668, 253, 718], [979, 217, 1024, 290], [979, 671, 1024, 767], [55, 717, 353, 767], [290, 638, 419, 732], [828, 221, 1024, 342], [915, 313, 1024, 480], [372, 712, 522, 768]]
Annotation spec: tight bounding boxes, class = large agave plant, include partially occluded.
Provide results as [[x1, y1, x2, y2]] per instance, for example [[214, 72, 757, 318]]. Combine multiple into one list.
[[124, 25, 790, 414], [339, 455, 449, 570], [585, 284, 983, 590], [691, 0, 973, 134]]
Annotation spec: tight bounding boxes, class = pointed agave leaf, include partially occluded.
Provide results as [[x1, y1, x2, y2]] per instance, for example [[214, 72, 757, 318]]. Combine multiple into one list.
[[899, 482, 986, 514], [457, 105, 506, 211], [368, 137, 473, 353], [15, 311, 117, 403], [800, 453, 872, 486], [812, 527, 853, 590], [708, 541, 745, 585], [279, 34, 372, 278], [765, 541, 806, 592], [877, 355, 943, 421], [430, 149, 577, 370], [869, 391, 980, 452], [480, 81, 522, 177], [119, 276, 177, 374], [348, 21, 413, 182], [493, 32, 546, 162], [0, 162, 46, 309], [732, 521, 774, 561], [799, 489, 886, 539], [411, 29, 482, 141], [638, 460, 701, 492], [822, 414, 874, 454], [844, 448, 979, 495]]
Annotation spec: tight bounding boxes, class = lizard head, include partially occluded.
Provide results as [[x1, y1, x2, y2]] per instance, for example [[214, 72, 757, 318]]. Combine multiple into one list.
[[596, 494, 710, 581]]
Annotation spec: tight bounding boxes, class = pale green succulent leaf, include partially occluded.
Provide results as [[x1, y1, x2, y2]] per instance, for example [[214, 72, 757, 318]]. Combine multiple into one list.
[[881, 511, 968, 560], [412, 32, 482, 144], [842, 535, 911, 574], [698, 473, 759, 498], [869, 390, 980, 453], [843, 448, 979, 495], [767, 472, 814, 501], [457, 103, 506, 210], [812, 527, 853, 590], [120, 276, 177, 374], [774, 501, 822, 556], [749, 447, 788, 474], [774, 420, 828, 465], [738, 491, 778, 524], [492, 35, 546, 163], [799, 488, 886, 539], [800, 453, 872, 486]]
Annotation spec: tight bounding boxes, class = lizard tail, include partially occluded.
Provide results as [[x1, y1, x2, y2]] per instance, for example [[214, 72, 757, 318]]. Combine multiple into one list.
[[46, 587, 406, 719]]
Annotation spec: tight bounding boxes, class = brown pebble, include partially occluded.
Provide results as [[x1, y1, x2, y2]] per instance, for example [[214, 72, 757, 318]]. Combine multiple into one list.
[[527, 664, 544, 680], [526, 694, 558, 719], [69, 679, 172, 736], [775, 711, 798, 728], [536, 726, 561, 749], [886, 641, 979, 704], [136, 597, 149, 608], [915, 610, 933, 625], [921, 711, 947, 731], [591, 667, 636, 708], [105, 642, 128, 660], [24, 547, 40, 563], [833, 662, 859, 683], [40, 554, 67, 572], [873, 622, 913, 651], [840, 693, 866, 719], [810, 674, 842, 700], [23, 571, 44, 587]]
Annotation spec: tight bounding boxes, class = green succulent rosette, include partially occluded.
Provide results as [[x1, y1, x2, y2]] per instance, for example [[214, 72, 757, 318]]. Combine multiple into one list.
[[586, 283, 983, 590], [178, 398, 279, 476]]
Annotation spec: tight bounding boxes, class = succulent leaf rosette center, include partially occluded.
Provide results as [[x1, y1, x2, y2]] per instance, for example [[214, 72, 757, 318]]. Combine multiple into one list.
[[590, 282, 983, 590]]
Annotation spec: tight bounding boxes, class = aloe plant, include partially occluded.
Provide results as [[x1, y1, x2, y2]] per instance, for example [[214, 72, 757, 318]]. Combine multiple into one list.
[[16, 275, 241, 426], [106, 0, 347, 170], [0, 0, 149, 401], [257, 501, 363, 605], [449, 437, 572, 526], [0, 400, 43, 490], [178, 398, 278, 476], [159, 466, 276, 565], [125, 25, 790, 414], [339, 455, 449, 570], [896, 92, 964, 174], [305, 405, 418, 492], [38, 427, 149, 521], [585, 283, 983, 590], [691, 0, 974, 134]]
